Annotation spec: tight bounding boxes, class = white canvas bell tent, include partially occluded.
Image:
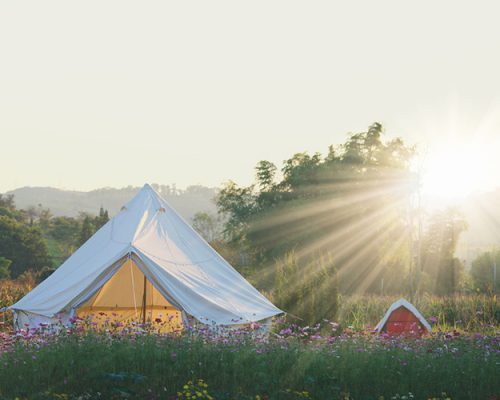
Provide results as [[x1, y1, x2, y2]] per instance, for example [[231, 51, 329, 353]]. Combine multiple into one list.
[[7, 184, 282, 330]]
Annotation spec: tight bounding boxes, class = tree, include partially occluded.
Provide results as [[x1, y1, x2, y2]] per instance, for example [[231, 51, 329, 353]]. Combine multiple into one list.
[[281, 152, 322, 193], [192, 212, 221, 242], [421, 208, 468, 294], [0, 257, 11, 280], [255, 161, 277, 191], [38, 207, 53, 231], [216, 181, 257, 241], [78, 214, 95, 246], [0, 194, 15, 210], [76, 208, 110, 247], [47, 216, 81, 263], [216, 123, 417, 303], [471, 249, 500, 293], [0, 216, 51, 278], [36, 266, 56, 283], [95, 207, 109, 230], [25, 206, 39, 226], [49, 216, 80, 245]]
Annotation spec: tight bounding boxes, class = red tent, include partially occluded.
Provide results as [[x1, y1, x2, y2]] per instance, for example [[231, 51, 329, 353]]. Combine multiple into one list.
[[376, 298, 431, 336]]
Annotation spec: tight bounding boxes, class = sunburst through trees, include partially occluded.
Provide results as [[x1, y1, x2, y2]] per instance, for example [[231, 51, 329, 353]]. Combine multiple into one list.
[[216, 123, 469, 323]]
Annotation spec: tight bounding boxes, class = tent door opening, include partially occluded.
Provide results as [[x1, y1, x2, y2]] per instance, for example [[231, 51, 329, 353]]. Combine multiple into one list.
[[76, 258, 182, 332]]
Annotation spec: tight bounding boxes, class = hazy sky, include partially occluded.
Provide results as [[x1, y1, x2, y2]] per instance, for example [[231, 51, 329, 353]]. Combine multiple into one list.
[[1, 1, 500, 193]]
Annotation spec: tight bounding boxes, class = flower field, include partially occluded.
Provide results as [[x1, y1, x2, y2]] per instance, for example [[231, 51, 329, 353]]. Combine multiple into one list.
[[0, 318, 498, 400], [1, 284, 499, 400]]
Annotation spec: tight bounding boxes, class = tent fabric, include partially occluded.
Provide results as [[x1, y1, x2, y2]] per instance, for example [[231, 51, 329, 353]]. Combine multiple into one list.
[[375, 298, 431, 334], [9, 184, 282, 328]]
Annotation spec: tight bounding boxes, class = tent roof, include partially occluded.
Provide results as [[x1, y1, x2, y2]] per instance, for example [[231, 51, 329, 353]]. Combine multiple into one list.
[[375, 298, 431, 333], [10, 184, 282, 325]]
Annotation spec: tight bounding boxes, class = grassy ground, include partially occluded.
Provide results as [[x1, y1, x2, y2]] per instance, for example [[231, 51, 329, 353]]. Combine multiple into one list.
[[0, 324, 498, 400], [0, 287, 498, 399]]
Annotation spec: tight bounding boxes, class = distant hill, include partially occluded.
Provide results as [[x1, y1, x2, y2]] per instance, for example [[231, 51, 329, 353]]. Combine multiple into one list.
[[6, 184, 218, 221]]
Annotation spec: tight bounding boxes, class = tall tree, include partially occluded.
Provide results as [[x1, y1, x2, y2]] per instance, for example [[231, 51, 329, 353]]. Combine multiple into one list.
[[216, 123, 417, 299], [421, 208, 468, 294], [95, 207, 110, 230], [255, 161, 277, 191], [470, 249, 500, 293], [78, 214, 95, 246]]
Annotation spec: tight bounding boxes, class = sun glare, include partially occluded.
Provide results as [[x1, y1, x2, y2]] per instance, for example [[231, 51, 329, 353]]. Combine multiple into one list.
[[420, 142, 494, 206]]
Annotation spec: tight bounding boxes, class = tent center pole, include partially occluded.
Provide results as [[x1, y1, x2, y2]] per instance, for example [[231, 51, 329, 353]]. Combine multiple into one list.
[[142, 275, 147, 325]]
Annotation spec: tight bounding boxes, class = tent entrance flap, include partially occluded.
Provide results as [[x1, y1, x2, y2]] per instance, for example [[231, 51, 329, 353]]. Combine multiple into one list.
[[76, 258, 182, 332]]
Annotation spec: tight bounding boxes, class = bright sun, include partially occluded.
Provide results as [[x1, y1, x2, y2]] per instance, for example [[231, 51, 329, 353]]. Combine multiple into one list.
[[420, 142, 495, 206]]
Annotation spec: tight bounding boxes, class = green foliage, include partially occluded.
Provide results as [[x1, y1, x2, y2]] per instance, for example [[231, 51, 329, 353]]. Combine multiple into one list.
[[470, 249, 500, 293], [255, 160, 277, 191], [216, 122, 472, 324], [78, 214, 95, 246], [0, 192, 110, 275], [420, 208, 468, 295], [216, 123, 418, 311], [0, 194, 15, 210], [96, 206, 109, 228], [77, 208, 109, 246], [177, 379, 214, 400], [49, 216, 80, 245], [191, 212, 222, 242], [0, 257, 11, 280], [274, 252, 339, 325], [0, 215, 51, 278], [281, 152, 322, 192], [36, 266, 56, 282], [217, 181, 257, 241]]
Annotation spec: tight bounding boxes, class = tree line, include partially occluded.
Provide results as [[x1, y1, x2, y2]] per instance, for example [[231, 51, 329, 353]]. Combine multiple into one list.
[[0, 194, 108, 280], [213, 123, 496, 324], [1, 123, 497, 326]]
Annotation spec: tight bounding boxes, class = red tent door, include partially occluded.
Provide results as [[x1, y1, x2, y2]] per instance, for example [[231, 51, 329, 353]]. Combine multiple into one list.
[[384, 306, 427, 335]]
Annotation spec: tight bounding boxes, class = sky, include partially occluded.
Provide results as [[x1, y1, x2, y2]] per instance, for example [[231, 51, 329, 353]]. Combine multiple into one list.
[[1, 1, 500, 194]]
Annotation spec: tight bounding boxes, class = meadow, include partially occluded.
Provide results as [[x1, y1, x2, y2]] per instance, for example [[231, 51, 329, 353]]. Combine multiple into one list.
[[0, 320, 498, 400], [0, 284, 499, 400]]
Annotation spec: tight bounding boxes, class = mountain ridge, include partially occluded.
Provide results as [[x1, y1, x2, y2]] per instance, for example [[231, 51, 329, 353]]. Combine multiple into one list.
[[5, 184, 218, 220]]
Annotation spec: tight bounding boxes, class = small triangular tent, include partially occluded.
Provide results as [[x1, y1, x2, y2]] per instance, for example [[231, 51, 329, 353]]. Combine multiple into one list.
[[375, 298, 431, 335], [8, 184, 282, 330]]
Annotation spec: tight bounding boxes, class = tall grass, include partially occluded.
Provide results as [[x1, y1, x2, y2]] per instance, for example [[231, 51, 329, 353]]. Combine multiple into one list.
[[0, 329, 498, 400], [0, 281, 498, 399], [1, 279, 498, 333], [0, 280, 31, 329], [337, 294, 499, 331]]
